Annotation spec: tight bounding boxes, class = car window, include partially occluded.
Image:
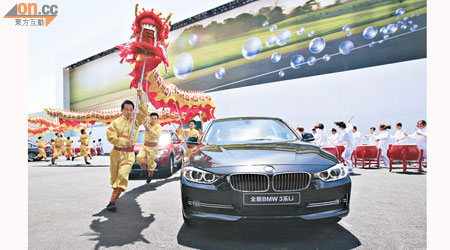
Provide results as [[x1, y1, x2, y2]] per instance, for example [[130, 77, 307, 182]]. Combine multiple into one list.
[[204, 119, 298, 145]]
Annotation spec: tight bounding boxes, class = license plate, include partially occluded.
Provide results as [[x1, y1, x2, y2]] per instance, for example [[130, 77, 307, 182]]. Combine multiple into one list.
[[243, 193, 301, 205]]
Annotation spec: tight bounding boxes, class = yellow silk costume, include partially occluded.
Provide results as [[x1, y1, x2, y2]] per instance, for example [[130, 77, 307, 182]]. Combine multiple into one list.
[[136, 105, 163, 171], [65, 139, 74, 157], [107, 102, 146, 191], [53, 137, 64, 158], [37, 136, 47, 158], [79, 134, 90, 157]]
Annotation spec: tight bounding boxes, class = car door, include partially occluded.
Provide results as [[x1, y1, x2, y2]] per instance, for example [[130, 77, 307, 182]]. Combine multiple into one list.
[[172, 132, 182, 162]]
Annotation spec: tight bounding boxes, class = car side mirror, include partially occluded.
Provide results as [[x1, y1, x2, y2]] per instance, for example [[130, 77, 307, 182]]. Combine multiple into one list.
[[174, 138, 182, 144], [301, 132, 315, 142], [186, 136, 200, 146]]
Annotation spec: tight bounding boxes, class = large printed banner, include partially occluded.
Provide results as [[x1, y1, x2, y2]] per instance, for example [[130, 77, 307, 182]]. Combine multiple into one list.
[[70, 0, 426, 111]]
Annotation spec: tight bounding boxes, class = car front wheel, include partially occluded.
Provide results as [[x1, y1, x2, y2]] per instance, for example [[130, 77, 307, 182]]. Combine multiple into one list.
[[28, 152, 37, 161]]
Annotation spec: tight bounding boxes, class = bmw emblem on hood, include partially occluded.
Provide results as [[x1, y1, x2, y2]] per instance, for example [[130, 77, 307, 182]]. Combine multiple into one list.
[[264, 166, 275, 173]]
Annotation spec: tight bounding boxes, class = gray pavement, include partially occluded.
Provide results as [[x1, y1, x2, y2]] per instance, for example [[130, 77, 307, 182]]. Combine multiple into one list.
[[29, 156, 426, 250]]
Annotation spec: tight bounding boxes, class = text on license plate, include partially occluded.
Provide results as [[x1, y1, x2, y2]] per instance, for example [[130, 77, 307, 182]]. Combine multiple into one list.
[[243, 193, 301, 205]]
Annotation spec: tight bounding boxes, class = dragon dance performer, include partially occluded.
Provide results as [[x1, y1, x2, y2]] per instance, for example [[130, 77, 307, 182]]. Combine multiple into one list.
[[106, 90, 146, 212], [136, 108, 163, 184], [51, 133, 64, 165], [72, 129, 92, 165], [33, 135, 48, 161], [177, 120, 200, 157], [65, 137, 74, 160]]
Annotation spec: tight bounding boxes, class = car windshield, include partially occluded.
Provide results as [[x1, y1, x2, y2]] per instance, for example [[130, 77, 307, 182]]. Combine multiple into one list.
[[159, 132, 171, 145], [203, 119, 298, 145]]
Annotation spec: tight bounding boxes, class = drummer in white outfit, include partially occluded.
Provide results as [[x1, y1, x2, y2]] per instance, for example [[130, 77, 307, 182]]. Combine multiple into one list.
[[405, 120, 427, 164], [335, 120, 355, 173], [329, 128, 340, 145], [352, 126, 362, 146], [315, 123, 329, 147], [375, 124, 391, 167], [392, 122, 408, 144], [363, 127, 377, 145]]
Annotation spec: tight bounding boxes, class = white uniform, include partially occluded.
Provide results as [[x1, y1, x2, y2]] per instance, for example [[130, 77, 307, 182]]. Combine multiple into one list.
[[315, 129, 329, 147], [364, 132, 377, 145], [392, 129, 408, 144], [329, 133, 340, 145], [375, 130, 390, 167], [340, 123, 356, 172], [409, 127, 427, 161], [352, 131, 362, 146]]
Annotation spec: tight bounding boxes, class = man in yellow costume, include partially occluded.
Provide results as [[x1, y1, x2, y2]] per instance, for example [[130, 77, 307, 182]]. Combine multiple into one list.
[[136, 110, 162, 184], [65, 136, 74, 160], [33, 135, 48, 161], [106, 90, 146, 212], [72, 129, 92, 165], [177, 120, 200, 157], [51, 133, 64, 165]]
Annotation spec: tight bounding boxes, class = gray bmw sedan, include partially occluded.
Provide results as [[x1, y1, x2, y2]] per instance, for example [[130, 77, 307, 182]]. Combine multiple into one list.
[[181, 117, 351, 226]]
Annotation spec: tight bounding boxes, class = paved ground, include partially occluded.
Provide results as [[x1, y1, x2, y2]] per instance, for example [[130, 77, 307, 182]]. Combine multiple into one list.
[[29, 156, 426, 250]]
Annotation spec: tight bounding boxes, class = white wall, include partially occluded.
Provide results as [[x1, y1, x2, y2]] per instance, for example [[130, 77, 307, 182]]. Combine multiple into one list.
[[209, 58, 427, 143]]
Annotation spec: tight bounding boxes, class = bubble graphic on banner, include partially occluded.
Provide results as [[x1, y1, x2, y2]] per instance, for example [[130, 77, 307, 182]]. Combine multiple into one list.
[[290, 55, 305, 69], [297, 27, 305, 35], [410, 24, 418, 31], [262, 21, 269, 27], [307, 56, 317, 66], [242, 37, 263, 59], [401, 24, 408, 30], [270, 24, 277, 32], [173, 53, 194, 79], [309, 37, 326, 54], [347, 32, 352, 37], [215, 67, 226, 79], [363, 26, 378, 39], [271, 52, 281, 63], [265, 35, 278, 47], [395, 8, 405, 16], [323, 54, 330, 62], [402, 17, 408, 22], [380, 26, 388, 35], [383, 34, 389, 40], [369, 41, 376, 47], [308, 31, 315, 37], [278, 71, 285, 77], [339, 40, 354, 55], [189, 34, 198, 46], [277, 30, 292, 46], [387, 24, 398, 34], [408, 20, 413, 25], [342, 25, 351, 32]]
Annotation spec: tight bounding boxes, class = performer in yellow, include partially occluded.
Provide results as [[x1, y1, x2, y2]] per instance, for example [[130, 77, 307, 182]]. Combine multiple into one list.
[[105, 90, 146, 212], [65, 137, 74, 160], [72, 129, 92, 165], [178, 120, 200, 156], [136, 110, 162, 184], [51, 133, 64, 165], [33, 135, 48, 161]]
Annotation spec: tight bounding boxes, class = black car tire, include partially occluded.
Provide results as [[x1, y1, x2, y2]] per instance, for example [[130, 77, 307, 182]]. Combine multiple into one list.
[[28, 152, 37, 162], [166, 155, 174, 177], [318, 217, 342, 224], [177, 154, 184, 168]]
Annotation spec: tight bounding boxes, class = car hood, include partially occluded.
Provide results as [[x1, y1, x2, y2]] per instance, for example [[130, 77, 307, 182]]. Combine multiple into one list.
[[188, 141, 339, 174]]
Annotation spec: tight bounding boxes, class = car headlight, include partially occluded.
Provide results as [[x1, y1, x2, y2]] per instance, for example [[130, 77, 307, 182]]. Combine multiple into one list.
[[157, 149, 168, 156], [183, 166, 219, 184], [313, 163, 348, 182]]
